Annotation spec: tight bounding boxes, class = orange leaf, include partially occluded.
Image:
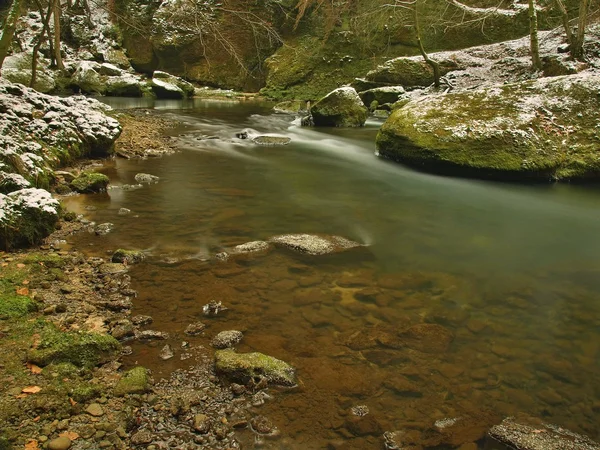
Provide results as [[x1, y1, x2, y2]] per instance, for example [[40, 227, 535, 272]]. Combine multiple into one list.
[[26, 363, 43, 374], [21, 386, 41, 394], [1, 263, 7, 267], [16, 263, 25, 268], [22, 280, 30, 285], [69, 397, 77, 406], [24, 439, 39, 449], [59, 431, 79, 440], [15, 394, 28, 399], [16, 287, 29, 296], [31, 334, 40, 349], [33, 416, 41, 422]]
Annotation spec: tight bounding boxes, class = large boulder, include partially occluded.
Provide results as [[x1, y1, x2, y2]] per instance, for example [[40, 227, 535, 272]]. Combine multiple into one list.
[[0, 188, 60, 250], [214, 349, 297, 386], [151, 71, 195, 99], [310, 87, 368, 127], [376, 74, 600, 181], [70, 61, 105, 94], [1, 52, 56, 93], [365, 56, 459, 88], [359, 86, 406, 109], [105, 74, 146, 97]]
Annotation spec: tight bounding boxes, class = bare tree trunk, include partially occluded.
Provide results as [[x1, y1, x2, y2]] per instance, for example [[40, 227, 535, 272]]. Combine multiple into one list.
[[529, 0, 542, 71], [554, 0, 575, 49], [0, 0, 23, 71], [572, 0, 591, 59], [414, 0, 440, 87], [53, 0, 64, 70], [31, 0, 53, 88]]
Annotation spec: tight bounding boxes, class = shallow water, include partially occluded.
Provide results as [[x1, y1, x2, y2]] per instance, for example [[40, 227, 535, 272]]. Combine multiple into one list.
[[64, 99, 600, 448]]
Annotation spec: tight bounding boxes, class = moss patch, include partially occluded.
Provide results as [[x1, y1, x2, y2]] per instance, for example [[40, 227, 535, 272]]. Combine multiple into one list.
[[114, 366, 150, 396], [70, 171, 110, 193], [27, 323, 120, 368], [215, 349, 296, 387]]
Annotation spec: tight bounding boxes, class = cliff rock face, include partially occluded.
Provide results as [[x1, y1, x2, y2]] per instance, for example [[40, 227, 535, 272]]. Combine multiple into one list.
[[376, 74, 600, 181], [114, 0, 288, 91], [112, 0, 564, 95]]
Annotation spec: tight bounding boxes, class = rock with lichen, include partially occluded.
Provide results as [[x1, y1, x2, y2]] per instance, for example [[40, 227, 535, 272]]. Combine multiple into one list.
[[310, 87, 368, 127], [215, 349, 297, 387]]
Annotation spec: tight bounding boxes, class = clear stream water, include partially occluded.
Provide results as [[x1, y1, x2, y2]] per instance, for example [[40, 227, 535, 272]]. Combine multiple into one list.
[[63, 99, 600, 449]]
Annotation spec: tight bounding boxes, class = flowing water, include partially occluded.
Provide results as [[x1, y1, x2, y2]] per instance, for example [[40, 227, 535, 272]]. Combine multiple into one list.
[[63, 98, 600, 449]]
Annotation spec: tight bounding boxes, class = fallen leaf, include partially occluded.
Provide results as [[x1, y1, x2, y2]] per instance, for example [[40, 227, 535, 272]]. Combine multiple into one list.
[[1, 263, 7, 267], [15, 394, 28, 399], [22, 280, 30, 285], [69, 397, 77, 406], [59, 431, 79, 440], [24, 439, 39, 449], [26, 362, 43, 374], [16, 263, 25, 268], [21, 386, 41, 394], [33, 416, 40, 422], [16, 287, 29, 296]]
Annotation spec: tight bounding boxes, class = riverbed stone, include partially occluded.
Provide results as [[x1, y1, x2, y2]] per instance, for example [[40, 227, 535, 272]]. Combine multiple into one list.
[[214, 349, 296, 386], [310, 87, 368, 127], [488, 416, 600, 450], [376, 73, 600, 181], [86, 403, 104, 417], [184, 322, 206, 336], [70, 172, 109, 193], [134, 173, 159, 183], [112, 249, 146, 264], [47, 436, 72, 450], [269, 233, 362, 256], [211, 330, 243, 349], [252, 135, 291, 146], [114, 366, 151, 396], [399, 323, 454, 353]]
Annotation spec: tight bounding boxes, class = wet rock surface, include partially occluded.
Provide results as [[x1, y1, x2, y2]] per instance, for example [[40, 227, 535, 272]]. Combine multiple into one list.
[[269, 233, 363, 255]]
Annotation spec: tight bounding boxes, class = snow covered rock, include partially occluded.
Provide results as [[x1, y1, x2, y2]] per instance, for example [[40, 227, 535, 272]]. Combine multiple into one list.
[[151, 71, 195, 99], [0, 188, 60, 250], [310, 87, 368, 127], [70, 61, 104, 94]]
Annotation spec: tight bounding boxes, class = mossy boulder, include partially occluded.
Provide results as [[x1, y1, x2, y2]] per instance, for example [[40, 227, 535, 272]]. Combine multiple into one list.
[[215, 349, 297, 387], [27, 325, 120, 368], [376, 74, 600, 181], [2, 68, 55, 93], [70, 61, 105, 94], [112, 249, 146, 264], [70, 172, 110, 193], [0, 295, 37, 318], [365, 57, 459, 88], [114, 366, 151, 396], [310, 87, 368, 127], [151, 71, 194, 99], [0, 188, 61, 250]]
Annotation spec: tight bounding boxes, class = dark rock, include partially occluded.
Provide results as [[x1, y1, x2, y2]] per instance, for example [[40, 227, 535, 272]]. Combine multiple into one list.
[[131, 315, 153, 326], [184, 322, 206, 336]]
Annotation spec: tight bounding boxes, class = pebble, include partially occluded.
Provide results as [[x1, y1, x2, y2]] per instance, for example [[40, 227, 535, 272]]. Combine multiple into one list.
[[211, 330, 243, 349], [85, 403, 104, 417], [185, 322, 206, 336], [159, 344, 174, 360], [47, 436, 71, 450], [193, 413, 211, 433]]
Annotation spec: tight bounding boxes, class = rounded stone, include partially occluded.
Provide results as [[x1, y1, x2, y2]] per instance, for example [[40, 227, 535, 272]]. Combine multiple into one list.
[[47, 436, 71, 450]]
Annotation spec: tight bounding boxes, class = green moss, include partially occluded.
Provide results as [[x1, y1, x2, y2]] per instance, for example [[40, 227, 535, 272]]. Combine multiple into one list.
[[111, 249, 146, 264], [0, 296, 36, 319], [215, 349, 296, 386], [114, 366, 150, 396], [70, 172, 110, 193], [27, 323, 120, 368]]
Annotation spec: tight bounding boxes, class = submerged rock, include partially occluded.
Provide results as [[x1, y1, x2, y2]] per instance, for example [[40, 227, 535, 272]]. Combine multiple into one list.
[[134, 173, 160, 183], [488, 416, 600, 450], [269, 233, 363, 256], [232, 241, 271, 254], [310, 87, 368, 127], [376, 74, 600, 181], [211, 330, 243, 349], [215, 349, 297, 386], [399, 323, 454, 353]]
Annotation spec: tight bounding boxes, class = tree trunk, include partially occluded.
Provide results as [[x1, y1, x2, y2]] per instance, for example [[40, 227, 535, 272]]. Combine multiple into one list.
[[554, 0, 574, 50], [414, 0, 440, 87], [572, 0, 591, 59], [529, 0, 542, 71], [53, 0, 64, 70], [31, 0, 53, 88], [0, 0, 23, 71]]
